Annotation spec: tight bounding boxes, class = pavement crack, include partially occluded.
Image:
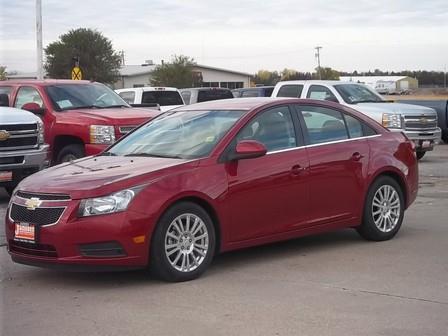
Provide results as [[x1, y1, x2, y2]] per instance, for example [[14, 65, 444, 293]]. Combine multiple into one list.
[[329, 285, 448, 306]]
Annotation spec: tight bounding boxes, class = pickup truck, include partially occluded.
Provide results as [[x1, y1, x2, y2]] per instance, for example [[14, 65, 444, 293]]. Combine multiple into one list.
[[0, 80, 161, 163], [272, 80, 442, 159], [115, 87, 184, 112], [0, 105, 49, 195], [394, 99, 448, 143], [180, 87, 234, 105]]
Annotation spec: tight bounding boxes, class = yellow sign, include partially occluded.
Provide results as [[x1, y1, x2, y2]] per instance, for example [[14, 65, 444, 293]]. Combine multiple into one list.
[[71, 66, 82, 80]]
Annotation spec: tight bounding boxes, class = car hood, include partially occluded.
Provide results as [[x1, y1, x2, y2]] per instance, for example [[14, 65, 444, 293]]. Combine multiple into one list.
[[354, 102, 437, 116], [0, 106, 41, 124], [17, 155, 199, 199], [64, 107, 162, 124]]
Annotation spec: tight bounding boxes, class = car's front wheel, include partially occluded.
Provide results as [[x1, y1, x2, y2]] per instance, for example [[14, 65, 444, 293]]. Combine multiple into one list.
[[357, 176, 404, 241], [150, 202, 216, 282]]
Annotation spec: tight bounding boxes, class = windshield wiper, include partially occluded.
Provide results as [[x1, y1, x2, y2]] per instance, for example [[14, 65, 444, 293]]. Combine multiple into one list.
[[98, 152, 117, 156], [97, 104, 130, 109], [351, 99, 384, 104], [124, 153, 184, 159]]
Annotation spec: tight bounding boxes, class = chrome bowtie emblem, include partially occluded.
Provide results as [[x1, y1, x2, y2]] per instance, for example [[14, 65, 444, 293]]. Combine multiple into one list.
[[0, 130, 10, 141], [25, 197, 42, 210]]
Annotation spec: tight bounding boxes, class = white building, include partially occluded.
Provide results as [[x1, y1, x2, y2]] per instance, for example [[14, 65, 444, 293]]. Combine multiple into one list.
[[340, 76, 418, 94], [114, 62, 252, 89]]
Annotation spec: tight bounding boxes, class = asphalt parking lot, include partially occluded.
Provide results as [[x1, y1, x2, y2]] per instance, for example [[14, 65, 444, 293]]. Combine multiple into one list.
[[1, 145, 447, 336]]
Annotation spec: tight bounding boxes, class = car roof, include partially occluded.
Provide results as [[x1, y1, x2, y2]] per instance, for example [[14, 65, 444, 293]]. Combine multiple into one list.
[[117, 87, 180, 92], [0, 79, 95, 86], [276, 80, 346, 86], [180, 87, 232, 92], [174, 97, 292, 111]]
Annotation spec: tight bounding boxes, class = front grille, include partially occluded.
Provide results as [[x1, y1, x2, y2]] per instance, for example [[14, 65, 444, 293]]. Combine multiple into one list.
[[0, 123, 39, 151], [10, 204, 65, 226], [0, 156, 24, 165], [9, 240, 58, 258], [119, 125, 137, 135], [0, 136, 38, 149], [404, 115, 438, 131], [79, 241, 126, 258], [1, 124, 37, 132], [16, 191, 71, 201]]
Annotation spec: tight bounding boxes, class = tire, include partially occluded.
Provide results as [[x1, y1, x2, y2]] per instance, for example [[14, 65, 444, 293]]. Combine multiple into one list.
[[150, 202, 216, 282], [56, 144, 85, 164], [357, 176, 405, 241], [416, 151, 425, 160]]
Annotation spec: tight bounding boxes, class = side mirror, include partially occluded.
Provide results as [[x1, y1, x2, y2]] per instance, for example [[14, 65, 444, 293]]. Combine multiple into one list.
[[229, 140, 267, 161], [21, 102, 46, 115], [0, 93, 9, 106], [325, 96, 339, 103]]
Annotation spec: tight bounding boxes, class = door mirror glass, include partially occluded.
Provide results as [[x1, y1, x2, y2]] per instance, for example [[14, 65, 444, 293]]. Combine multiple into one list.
[[230, 140, 267, 161]]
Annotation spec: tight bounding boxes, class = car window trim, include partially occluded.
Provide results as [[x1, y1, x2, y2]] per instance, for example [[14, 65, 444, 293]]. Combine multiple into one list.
[[14, 85, 45, 109]]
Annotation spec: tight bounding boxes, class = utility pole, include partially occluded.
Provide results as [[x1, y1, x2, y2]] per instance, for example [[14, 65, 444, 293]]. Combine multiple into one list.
[[36, 0, 43, 80], [315, 46, 322, 80], [444, 65, 447, 89]]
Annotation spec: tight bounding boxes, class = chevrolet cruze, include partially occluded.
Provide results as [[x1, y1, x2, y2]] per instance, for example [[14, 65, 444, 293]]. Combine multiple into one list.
[[6, 98, 418, 282]]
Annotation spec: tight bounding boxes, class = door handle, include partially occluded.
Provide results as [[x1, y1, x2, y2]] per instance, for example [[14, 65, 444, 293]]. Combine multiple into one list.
[[351, 152, 364, 161], [291, 165, 306, 176]]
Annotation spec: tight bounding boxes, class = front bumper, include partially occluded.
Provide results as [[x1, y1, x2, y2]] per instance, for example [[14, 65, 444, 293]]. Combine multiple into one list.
[[5, 195, 155, 270], [393, 128, 442, 151], [0, 144, 50, 187]]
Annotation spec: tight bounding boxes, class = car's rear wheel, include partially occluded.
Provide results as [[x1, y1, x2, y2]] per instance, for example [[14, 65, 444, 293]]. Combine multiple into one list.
[[150, 202, 216, 282], [357, 176, 404, 241]]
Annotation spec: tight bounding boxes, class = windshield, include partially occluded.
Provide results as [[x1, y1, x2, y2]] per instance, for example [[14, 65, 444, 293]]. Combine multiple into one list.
[[334, 84, 384, 104], [107, 109, 245, 159], [142, 91, 184, 106], [46, 83, 130, 111]]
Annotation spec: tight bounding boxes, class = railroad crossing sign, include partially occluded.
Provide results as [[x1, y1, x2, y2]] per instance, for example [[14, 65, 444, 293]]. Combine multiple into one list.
[[71, 66, 82, 80]]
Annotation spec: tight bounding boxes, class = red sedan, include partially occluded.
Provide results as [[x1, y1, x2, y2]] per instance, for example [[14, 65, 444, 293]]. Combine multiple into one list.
[[5, 98, 418, 282]]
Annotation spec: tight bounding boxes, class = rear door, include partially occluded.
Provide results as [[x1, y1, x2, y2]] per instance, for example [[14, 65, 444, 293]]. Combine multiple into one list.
[[294, 104, 370, 226], [224, 105, 310, 242]]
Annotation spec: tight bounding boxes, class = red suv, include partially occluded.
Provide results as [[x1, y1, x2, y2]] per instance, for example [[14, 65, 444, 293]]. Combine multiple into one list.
[[5, 98, 418, 282], [0, 80, 160, 164]]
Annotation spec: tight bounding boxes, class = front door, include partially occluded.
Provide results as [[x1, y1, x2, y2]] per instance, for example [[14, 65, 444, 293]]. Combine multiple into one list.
[[224, 105, 310, 242]]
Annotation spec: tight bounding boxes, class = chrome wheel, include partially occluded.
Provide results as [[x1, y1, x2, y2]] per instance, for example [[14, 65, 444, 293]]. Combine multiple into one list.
[[164, 213, 209, 272], [372, 185, 401, 233]]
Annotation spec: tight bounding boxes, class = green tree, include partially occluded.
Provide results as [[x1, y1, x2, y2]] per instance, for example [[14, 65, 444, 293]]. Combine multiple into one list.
[[253, 70, 281, 86], [44, 28, 122, 83], [150, 55, 199, 88], [0, 66, 6, 80], [313, 67, 340, 80]]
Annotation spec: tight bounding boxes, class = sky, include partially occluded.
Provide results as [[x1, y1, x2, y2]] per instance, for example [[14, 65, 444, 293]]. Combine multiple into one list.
[[0, 0, 447, 75]]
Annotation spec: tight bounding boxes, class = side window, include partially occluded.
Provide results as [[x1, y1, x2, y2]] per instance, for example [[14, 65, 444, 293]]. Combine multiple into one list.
[[181, 91, 191, 104], [14, 87, 44, 109], [241, 90, 259, 98], [237, 106, 296, 152], [277, 85, 303, 98], [307, 85, 337, 102], [299, 106, 349, 144], [0, 86, 12, 106], [118, 91, 135, 104], [344, 115, 363, 138]]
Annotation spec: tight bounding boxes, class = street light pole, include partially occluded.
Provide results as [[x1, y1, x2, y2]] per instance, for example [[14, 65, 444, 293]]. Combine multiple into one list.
[[36, 0, 43, 80], [315, 46, 322, 80]]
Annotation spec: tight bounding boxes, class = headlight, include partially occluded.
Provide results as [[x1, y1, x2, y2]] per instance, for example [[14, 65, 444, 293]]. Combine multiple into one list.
[[90, 125, 116, 144], [382, 113, 403, 129], [79, 189, 138, 217], [37, 120, 45, 144]]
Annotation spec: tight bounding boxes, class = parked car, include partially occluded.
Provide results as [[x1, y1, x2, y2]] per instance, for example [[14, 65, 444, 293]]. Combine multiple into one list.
[[395, 99, 448, 143], [180, 87, 233, 105], [0, 105, 50, 195], [0, 80, 161, 164], [272, 81, 441, 160], [5, 98, 418, 281], [232, 86, 274, 98], [115, 87, 184, 112]]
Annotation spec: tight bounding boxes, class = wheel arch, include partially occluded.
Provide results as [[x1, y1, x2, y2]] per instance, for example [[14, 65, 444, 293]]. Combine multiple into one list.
[[367, 168, 408, 208], [53, 135, 85, 161]]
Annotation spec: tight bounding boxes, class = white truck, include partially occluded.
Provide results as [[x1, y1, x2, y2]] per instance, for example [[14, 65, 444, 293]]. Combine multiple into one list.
[[115, 87, 184, 112], [0, 104, 49, 195], [272, 80, 441, 159]]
